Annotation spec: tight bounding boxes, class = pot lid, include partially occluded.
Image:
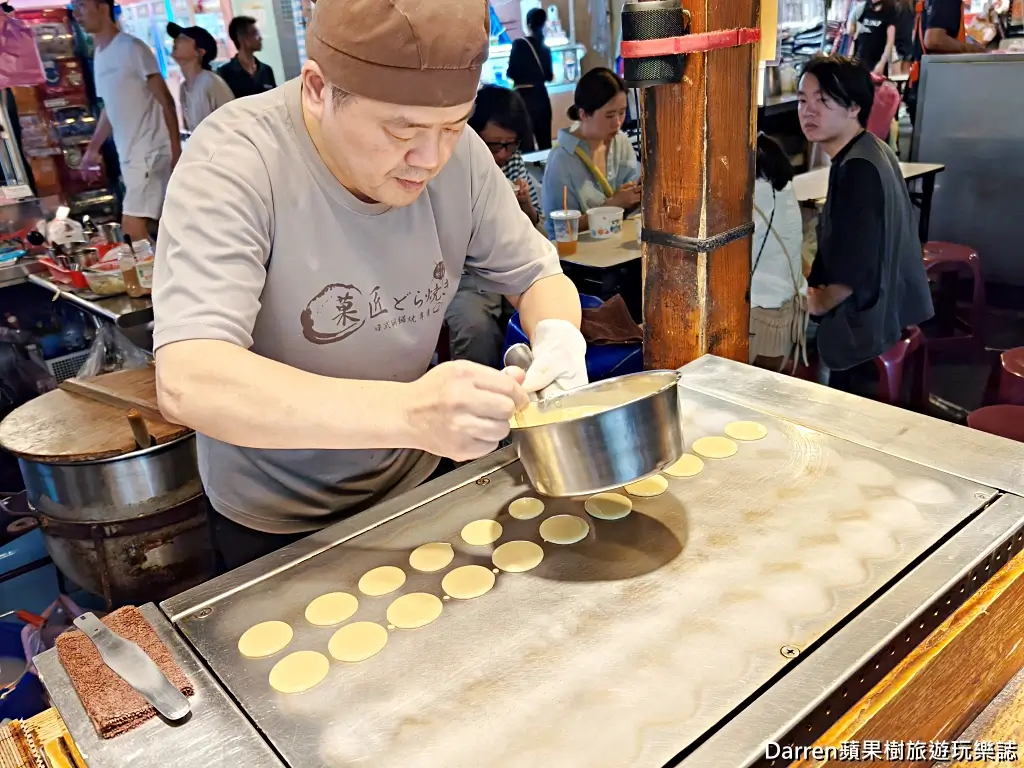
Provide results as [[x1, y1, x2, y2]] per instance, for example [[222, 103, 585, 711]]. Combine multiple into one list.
[[0, 367, 191, 463]]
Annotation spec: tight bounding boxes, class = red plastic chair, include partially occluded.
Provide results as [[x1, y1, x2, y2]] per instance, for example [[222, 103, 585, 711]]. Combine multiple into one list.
[[983, 347, 1024, 406], [922, 241, 985, 358], [787, 327, 929, 410], [967, 404, 1024, 443], [873, 325, 929, 410]]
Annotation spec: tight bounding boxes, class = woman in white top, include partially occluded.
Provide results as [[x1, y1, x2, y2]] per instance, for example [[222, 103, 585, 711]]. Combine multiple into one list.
[[749, 134, 808, 371]]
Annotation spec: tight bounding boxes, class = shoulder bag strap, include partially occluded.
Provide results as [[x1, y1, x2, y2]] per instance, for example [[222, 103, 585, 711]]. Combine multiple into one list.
[[572, 146, 616, 198]]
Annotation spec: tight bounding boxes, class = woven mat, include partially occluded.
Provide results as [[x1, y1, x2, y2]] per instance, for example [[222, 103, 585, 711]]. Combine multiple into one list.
[[0, 709, 83, 768]]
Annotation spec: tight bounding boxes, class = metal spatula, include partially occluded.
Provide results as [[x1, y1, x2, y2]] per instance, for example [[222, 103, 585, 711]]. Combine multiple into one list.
[[73, 613, 190, 721]]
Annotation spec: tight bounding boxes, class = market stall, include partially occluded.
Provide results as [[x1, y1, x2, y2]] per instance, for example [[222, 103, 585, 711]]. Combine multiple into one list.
[[12, 356, 1024, 767], [482, 1, 586, 141]]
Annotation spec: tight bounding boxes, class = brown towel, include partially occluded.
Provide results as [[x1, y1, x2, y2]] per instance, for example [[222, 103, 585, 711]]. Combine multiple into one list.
[[580, 294, 643, 345], [55, 606, 194, 739]]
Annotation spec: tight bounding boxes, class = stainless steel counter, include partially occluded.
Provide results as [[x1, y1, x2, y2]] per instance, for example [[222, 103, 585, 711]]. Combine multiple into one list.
[[36, 356, 1024, 768], [679, 355, 1024, 497], [0, 258, 44, 289], [25, 272, 154, 351], [162, 371, 1001, 768], [34, 603, 283, 768]]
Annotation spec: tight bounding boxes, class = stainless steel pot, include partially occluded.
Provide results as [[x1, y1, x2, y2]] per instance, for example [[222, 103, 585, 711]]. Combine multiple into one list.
[[18, 433, 214, 606], [509, 370, 684, 497]]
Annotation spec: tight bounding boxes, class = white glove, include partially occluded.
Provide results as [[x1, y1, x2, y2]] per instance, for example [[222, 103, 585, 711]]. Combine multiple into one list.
[[522, 319, 589, 394]]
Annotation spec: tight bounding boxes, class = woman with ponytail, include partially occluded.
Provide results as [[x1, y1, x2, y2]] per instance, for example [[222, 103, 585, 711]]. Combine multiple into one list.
[[540, 67, 641, 238]]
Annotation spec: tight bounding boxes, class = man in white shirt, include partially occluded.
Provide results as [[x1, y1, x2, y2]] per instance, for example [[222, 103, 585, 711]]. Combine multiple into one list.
[[76, 0, 180, 242], [167, 23, 234, 133]]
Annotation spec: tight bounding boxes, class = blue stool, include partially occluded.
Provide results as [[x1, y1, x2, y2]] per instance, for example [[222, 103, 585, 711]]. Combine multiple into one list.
[[503, 295, 643, 382]]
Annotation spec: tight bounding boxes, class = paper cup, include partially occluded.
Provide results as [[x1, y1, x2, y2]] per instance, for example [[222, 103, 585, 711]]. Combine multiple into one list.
[[588, 206, 624, 239]]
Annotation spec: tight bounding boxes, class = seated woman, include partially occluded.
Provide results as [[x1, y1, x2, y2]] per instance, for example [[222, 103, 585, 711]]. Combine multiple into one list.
[[444, 86, 541, 368], [541, 68, 641, 238], [749, 134, 808, 372]]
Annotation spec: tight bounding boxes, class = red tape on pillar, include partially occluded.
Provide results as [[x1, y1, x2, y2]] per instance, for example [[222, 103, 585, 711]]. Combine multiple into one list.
[[620, 27, 761, 58]]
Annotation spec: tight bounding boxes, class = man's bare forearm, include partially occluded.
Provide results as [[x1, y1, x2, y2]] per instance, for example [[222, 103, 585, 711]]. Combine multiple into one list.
[[86, 111, 111, 155], [155, 340, 417, 450], [511, 273, 582, 339], [162, 103, 181, 160], [924, 29, 984, 54]]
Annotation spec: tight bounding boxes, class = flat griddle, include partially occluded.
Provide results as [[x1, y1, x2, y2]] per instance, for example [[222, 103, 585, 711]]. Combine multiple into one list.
[[167, 386, 994, 768]]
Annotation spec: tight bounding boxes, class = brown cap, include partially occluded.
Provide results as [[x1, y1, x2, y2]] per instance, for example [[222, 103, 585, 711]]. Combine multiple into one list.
[[306, 0, 490, 108]]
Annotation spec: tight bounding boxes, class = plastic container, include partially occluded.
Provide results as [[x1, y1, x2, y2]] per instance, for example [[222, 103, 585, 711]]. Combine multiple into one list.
[[0, 621, 45, 721], [132, 241, 155, 291], [588, 206, 624, 239], [39, 257, 89, 289], [119, 249, 147, 298], [84, 261, 126, 296], [549, 209, 581, 256]]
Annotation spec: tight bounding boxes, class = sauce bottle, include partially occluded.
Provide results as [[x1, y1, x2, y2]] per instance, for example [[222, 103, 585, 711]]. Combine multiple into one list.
[[119, 234, 147, 298]]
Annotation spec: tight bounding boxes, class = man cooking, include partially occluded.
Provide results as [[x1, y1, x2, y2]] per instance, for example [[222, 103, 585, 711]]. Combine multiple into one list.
[[152, 0, 587, 572]]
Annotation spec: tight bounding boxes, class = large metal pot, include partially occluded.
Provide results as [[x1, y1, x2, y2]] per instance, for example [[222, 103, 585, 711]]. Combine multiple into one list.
[[509, 370, 684, 497], [18, 433, 214, 606]]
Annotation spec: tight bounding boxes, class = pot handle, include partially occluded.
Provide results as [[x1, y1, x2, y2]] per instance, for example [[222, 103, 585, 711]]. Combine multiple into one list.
[[0, 491, 31, 519]]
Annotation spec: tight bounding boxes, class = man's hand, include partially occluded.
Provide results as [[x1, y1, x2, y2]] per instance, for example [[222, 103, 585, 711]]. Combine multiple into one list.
[[523, 319, 588, 393], [515, 179, 538, 223], [806, 286, 825, 316], [81, 147, 103, 181], [608, 181, 642, 210], [404, 361, 530, 462]]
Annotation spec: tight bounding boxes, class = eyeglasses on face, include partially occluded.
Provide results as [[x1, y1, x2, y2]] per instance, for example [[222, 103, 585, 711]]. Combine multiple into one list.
[[485, 140, 520, 153]]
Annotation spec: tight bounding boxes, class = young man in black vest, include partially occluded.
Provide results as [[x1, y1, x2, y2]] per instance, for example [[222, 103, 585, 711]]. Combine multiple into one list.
[[798, 56, 933, 394]]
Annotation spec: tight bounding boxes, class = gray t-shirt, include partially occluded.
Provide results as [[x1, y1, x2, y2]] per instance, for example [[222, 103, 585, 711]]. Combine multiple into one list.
[[153, 78, 562, 534], [179, 69, 234, 133]]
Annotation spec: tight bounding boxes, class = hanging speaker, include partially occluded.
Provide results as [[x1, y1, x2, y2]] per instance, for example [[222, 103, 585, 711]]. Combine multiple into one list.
[[620, 0, 691, 88]]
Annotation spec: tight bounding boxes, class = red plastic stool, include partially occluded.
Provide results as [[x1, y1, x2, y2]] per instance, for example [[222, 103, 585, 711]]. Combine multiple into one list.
[[922, 241, 985, 357], [873, 325, 929, 410], [967, 404, 1024, 443], [996, 348, 1024, 405]]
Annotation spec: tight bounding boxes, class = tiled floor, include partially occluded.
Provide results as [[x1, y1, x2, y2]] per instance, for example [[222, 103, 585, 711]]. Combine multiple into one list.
[[927, 307, 1024, 420]]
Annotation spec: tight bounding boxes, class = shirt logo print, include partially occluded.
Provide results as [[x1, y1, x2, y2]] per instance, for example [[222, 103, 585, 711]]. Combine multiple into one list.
[[299, 265, 452, 344], [300, 283, 366, 344]]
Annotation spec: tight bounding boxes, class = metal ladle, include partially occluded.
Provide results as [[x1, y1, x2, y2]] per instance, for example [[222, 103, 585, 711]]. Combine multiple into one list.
[[503, 343, 565, 425]]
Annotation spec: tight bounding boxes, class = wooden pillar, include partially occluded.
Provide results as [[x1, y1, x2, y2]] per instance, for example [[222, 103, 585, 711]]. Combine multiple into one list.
[[639, 0, 760, 369]]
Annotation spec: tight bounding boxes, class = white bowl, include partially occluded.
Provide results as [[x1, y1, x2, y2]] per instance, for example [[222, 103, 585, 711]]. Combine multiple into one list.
[[588, 206, 624, 239]]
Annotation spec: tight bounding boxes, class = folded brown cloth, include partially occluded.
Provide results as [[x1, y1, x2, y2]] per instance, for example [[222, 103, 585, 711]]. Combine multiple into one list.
[[580, 294, 643, 345], [55, 606, 194, 739]]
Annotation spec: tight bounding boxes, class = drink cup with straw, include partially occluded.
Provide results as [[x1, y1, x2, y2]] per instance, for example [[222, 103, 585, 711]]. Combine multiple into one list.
[[550, 185, 581, 257]]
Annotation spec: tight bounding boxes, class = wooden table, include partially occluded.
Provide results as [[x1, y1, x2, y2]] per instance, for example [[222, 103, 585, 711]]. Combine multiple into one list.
[[563, 216, 642, 269], [559, 217, 643, 322], [793, 161, 946, 243], [522, 148, 551, 166]]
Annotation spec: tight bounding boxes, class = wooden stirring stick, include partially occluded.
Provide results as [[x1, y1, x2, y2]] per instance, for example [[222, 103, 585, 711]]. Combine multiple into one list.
[[126, 409, 154, 449]]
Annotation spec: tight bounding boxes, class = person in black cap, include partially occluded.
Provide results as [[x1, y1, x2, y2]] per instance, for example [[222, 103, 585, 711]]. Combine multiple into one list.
[[168, 23, 234, 133]]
